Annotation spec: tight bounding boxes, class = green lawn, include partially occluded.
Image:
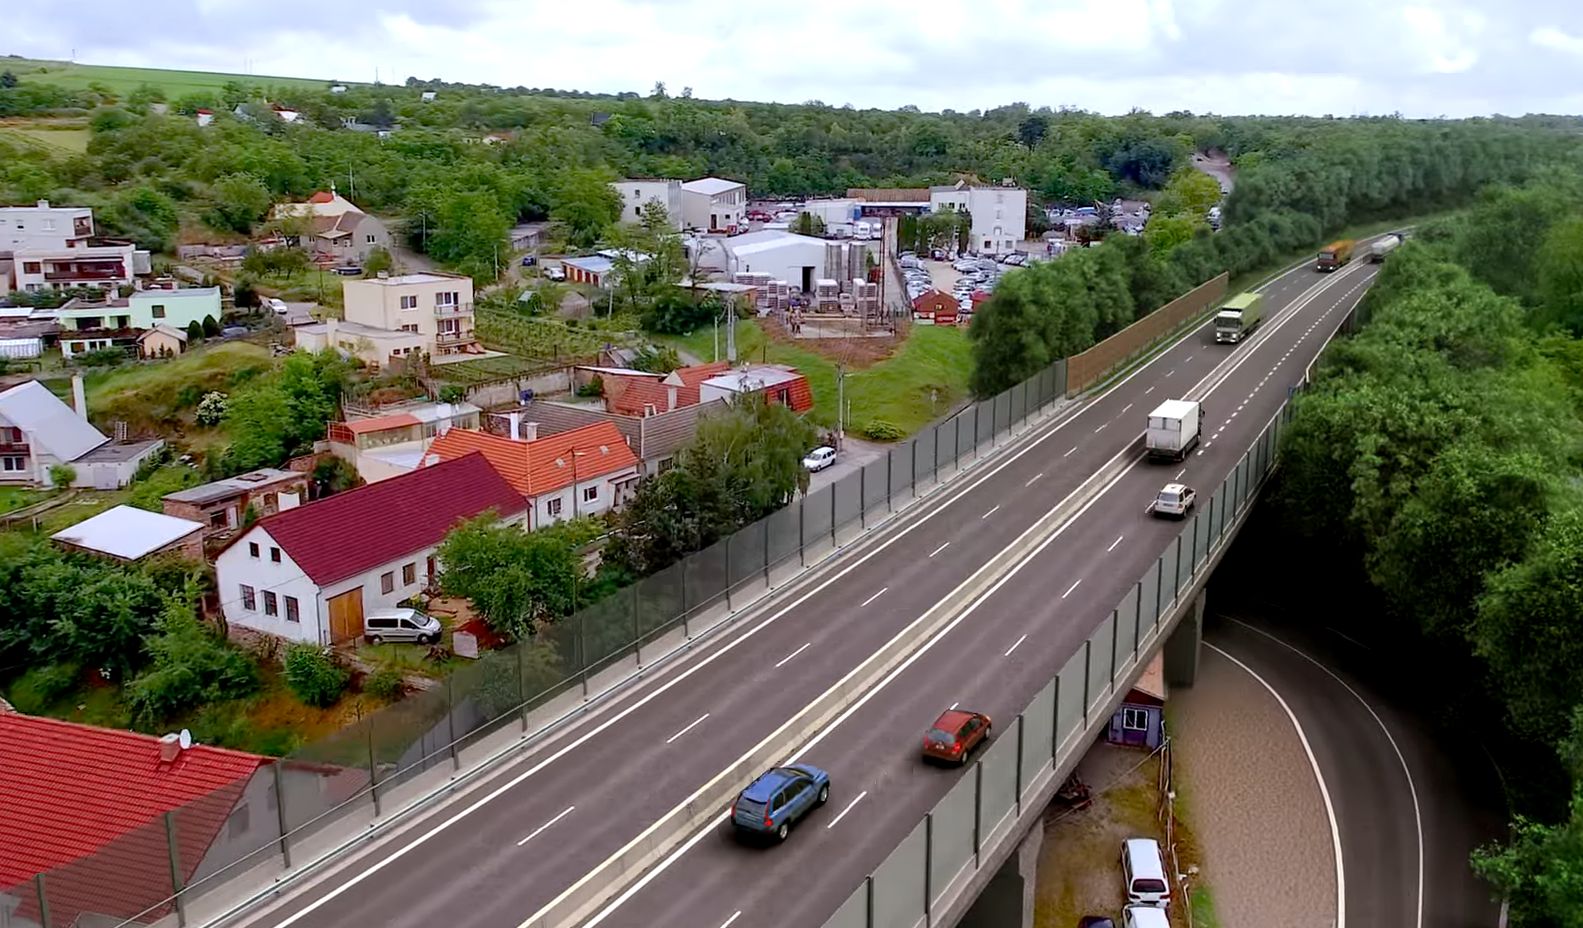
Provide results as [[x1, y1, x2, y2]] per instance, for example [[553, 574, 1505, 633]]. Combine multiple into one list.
[[0, 123, 91, 154], [661, 321, 972, 438], [6, 57, 334, 98], [0, 486, 48, 515]]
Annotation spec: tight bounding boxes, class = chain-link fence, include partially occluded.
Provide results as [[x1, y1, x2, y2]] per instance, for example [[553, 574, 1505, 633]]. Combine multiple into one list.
[[820, 399, 1297, 928]]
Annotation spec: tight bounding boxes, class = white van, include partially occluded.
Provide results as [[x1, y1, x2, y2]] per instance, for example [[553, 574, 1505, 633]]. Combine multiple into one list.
[[1121, 838, 1170, 907]]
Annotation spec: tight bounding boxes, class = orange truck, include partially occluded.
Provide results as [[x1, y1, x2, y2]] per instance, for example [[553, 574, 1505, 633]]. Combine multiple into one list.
[[1316, 239, 1355, 272]]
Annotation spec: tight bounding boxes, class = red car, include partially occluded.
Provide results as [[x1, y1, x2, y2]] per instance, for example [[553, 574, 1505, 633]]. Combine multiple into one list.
[[922, 709, 992, 765]]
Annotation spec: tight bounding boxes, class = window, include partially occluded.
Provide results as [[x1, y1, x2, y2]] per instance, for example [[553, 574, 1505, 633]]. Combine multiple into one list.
[[270, 546, 281, 563], [402, 563, 416, 585], [546, 497, 563, 517], [249, 542, 260, 558], [436, 291, 459, 307], [22, 262, 40, 274], [426, 555, 437, 579], [151, 304, 166, 319], [42, 218, 55, 231], [366, 234, 377, 244], [241, 585, 257, 610], [381, 571, 394, 594], [634, 206, 641, 216], [209, 510, 228, 528], [400, 323, 418, 333], [0, 426, 19, 443], [264, 591, 278, 616], [285, 596, 299, 623], [399, 295, 417, 310], [582, 485, 598, 503], [1121, 707, 1149, 732], [1, 456, 24, 472], [263, 492, 277, 510]]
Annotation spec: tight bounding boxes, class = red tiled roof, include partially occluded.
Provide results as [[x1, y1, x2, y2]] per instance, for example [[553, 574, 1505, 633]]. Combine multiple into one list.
[[604, 361, 729, 417], [912, 289, 953, 311], [309, 190, 336, 204], [424, 424, 639, 498], [0, 712, 264, 924], [774, 374, 815, 414], [236, 453, 525, 586], [341, 412, 419, 434]]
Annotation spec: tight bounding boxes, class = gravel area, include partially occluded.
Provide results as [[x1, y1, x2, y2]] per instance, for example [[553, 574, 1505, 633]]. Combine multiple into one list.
[[1171, 646, 1336, 928]]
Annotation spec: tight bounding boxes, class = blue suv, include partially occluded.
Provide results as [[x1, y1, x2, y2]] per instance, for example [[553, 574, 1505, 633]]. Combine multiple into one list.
[[731, 765, 831, 843]]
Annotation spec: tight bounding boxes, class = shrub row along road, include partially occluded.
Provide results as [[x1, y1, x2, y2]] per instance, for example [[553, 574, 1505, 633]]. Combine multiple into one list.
[[239, 252, 1381, 928]]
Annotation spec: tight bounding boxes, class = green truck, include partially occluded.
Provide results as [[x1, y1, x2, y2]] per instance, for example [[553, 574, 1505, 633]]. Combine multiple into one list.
[[1214, 292, 1264, 344]]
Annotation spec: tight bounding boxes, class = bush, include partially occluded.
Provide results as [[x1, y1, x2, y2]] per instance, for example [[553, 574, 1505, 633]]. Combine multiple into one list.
[[47, 463, 77, 488], [576, 375, 603, 398], [74, 347, 128, 368], [7, 663, 81, 713], [125, 606, 260, 728], [438, 384, 467, 404], [863, 419, 905, 441], [283, 644, 350, 708], [202, 315, 221, 337], [364, 667, 405, 702], [195, 391, 229, 426]]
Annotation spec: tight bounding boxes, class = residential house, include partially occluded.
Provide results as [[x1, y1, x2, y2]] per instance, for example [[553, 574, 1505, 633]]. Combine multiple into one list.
[[0, 711, 267, 928], [0, 200, 150, 294], [269, 190, 393, 267], [600, 361, 730, 417], [271, 103, 300, 123], [0, 200, 95, 250], [55, 287, 221, 359], [1107, 653, 1167, 749], [422, 420, 640, 529], [911, 289, 959, 326], [928, 181, 1028, 255], [214, 453, 526, 644], [162, 467, 311, 538], [681, 177, 748, 232], [612, 179, 685, 229], [50, 504, 205, 563], [0, 378, 164, 488], [293, 317, 429, 370], [560, 249, 650, 289], [344, 272, 477, 356], [697, 364, 815, 413], [326, 398, 482, 483], [195, 108, 215, 127], [420, 91, 437, 102], [138, 324, 190, 358], [493, 398, 727, 477]]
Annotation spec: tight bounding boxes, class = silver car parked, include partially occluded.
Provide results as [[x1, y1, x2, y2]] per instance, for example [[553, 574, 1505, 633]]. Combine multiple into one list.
[[363, 608, 443, 645]]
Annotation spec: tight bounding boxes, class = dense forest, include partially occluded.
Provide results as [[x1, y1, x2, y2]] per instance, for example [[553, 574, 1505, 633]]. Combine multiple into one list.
[[1275, 171, 1583, 927]]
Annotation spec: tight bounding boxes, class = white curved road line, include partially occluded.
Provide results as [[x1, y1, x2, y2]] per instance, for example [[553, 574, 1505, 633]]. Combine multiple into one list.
[[1205, 642, 1346, 928], [1229, 618, 1424, 928]]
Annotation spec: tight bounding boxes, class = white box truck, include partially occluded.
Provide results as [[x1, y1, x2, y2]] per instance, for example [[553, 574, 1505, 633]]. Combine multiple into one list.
[[1146, 400, 1202, 462], [1213, 292, 1263, 344]]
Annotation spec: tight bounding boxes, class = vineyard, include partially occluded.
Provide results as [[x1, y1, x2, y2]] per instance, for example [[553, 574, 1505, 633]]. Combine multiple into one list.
[[474, 306, 644, 361]]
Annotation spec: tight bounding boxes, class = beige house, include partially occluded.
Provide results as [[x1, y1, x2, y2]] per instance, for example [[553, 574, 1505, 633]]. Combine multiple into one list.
[[293, 318, 428, 370], [343, 272, 478, 357], [269, 189, 392, 266], [137, 325, 189, 358]]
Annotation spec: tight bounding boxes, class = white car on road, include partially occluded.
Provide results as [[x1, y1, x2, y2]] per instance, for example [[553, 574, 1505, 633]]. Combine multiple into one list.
[[1147, 483, 1196, 519], [802, 446, 837, 472]]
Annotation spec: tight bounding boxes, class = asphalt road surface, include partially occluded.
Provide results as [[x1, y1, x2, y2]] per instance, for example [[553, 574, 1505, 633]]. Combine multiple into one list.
[[1204, 611, 1505, 928], [239, 254, 1381, 928]]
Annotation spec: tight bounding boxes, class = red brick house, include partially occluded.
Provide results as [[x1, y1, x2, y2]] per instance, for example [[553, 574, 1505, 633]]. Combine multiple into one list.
[[601, 361, 731, 417], [912, 289, 959, 326]]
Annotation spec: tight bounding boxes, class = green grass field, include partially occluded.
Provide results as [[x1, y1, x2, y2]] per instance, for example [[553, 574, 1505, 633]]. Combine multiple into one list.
[[5, 57, 333, 98], [661, 321, 972, 438], [0, 122, 91, 154]]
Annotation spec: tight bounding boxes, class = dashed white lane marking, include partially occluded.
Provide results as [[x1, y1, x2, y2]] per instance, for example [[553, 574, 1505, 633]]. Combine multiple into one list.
[[1166, 369, 1176, 377], [928, 541, 951, 558], [1005, 633, 1029, 657], [1065, 447, 1078, 458], [517, 806, 577, 846], [982, 505, 1000, 519], [949, 701, 959, 710], [1175, 468, 1187, 480], [1108, 534, 1125, 552], [1121, 403, 1133, 414], [860, 587, 888, 607], [827, 791, 868, 829], [1145, 386, 1155, 394], [774, 642, 811, 668], [665, 713, 711, 745], [1095, 423, 1108, 433], [1026, 472, 1044, 487], [719, 912, 743, 928], [1062, 579, 1083, 598]]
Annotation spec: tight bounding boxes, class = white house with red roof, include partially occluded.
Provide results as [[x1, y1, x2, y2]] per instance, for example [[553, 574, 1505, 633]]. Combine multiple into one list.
[[214, 453, 526, 644], [0, 710, 266, 928]]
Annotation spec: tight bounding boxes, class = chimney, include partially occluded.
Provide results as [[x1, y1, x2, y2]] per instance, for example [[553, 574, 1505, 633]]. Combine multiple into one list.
[[508, 412, 522, 441], [523, 421, 539, 442], [279, 490, 301, 511], [377, 270, 390, 279], [326, 317, 338, 345], [36, 199, 49, 209], [666, 384, 678, 411], [71, 374, 87, 420], [158, 733, 181, 763]]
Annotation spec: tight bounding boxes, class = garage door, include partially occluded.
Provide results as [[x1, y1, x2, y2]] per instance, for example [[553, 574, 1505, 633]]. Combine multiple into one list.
[[327, 587, 364, 643]]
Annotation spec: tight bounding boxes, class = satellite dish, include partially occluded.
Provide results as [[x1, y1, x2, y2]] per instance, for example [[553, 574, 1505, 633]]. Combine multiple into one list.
[[179, 729, 193, 749]]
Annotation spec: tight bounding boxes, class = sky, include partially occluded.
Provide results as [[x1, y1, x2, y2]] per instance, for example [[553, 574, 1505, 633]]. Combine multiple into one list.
[[10, 0, 1583, 117]]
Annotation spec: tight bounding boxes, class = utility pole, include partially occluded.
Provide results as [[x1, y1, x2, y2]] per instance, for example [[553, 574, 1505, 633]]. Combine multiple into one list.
[[726, 302, 737, 363], [836, 364, 845, 450]]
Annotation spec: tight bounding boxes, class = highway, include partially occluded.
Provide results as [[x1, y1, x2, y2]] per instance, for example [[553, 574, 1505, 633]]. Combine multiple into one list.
[[239, 254, 1380, 928], [1205, 612, 1505, 928]]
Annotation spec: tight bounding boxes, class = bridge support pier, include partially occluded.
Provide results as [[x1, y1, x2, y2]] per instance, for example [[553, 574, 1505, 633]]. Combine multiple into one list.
[[956, 812, 1042, 928], [1164, 589, 1206, 687]]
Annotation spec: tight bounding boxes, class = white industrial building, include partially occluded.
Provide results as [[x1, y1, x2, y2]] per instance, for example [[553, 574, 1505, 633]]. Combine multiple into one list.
[[681, 177, 747, 232], [612, 179, 684, 229], [721, 231, 873, 294], [929, 181, 1028, 255]]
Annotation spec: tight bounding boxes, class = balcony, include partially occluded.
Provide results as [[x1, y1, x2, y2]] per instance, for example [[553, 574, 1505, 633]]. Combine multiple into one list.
[[433, 303, 474, 318], [0, 441, 29, 456], [44, 263, 126, 282], [435, 330, 478, 347]]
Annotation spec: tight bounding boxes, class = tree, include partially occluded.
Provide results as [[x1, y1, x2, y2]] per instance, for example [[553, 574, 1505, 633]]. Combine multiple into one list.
[[202, 315, 221, 337], [0, 72, 16, 90], [1017, 114, 1049, 149], [186, 320, 205, 343], [47, 464, 76, 488], [362, 246, 394, 277], [551, 169, 622, 248], [435, 514, 584, 640], [101, 185, 180, 253], [793, 212, 826, 236], [283, 644, 349, 707], [204, 173, 273, 234], [1537, 217, 1583, 336], [126, 592, 258, 728]]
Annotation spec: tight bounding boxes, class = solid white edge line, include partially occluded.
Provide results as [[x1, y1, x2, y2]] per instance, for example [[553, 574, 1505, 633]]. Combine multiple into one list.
[[1229, 619, 1422, 928], [860, 587, 888, 608], [826, 791, 869, 829], [774, 642, 812, 668], [584, 452, 1139, 927], [665, 713, 711, 745], [1004, 634, 1028, 657], [270, 247, 1360, 928], [1206, 642, 1345, 928], [516, 806, 576, 847]]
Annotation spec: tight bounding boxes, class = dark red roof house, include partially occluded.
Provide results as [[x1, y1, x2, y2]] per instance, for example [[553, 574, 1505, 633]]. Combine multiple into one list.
[[911, 289, 959, 326], [213, 452, 527, 645], [603, 361, 730, 417], [0, 711, 266, 927]]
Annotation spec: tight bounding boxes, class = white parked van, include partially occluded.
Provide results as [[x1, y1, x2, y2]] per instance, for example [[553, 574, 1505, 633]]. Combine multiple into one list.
[[1121, 837, 1171, 908]]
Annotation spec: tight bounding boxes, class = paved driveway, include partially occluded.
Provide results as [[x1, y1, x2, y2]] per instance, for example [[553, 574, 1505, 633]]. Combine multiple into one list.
[[805, 436, 887, 493]]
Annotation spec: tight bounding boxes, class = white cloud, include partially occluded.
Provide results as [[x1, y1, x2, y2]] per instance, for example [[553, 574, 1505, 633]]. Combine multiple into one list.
[[1530, 25, 1583, 56], [1400, 5, 1483, 74]]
